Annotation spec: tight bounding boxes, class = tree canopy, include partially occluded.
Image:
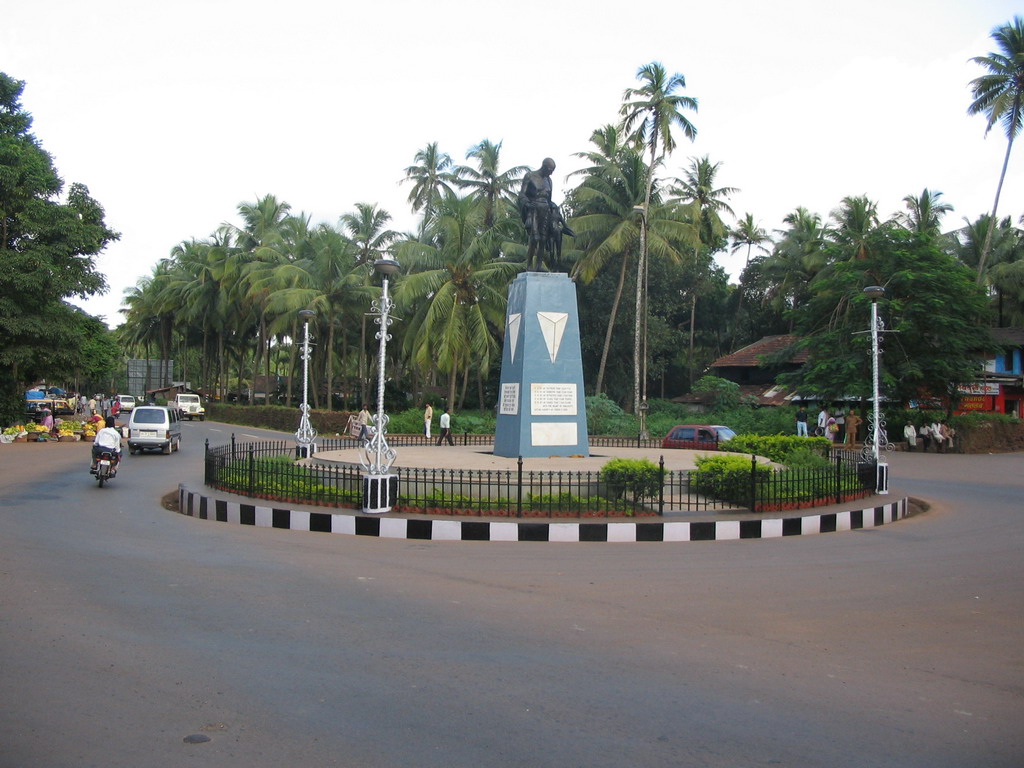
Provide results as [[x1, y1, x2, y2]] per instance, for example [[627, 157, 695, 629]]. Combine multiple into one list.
[[0, 73, 119, 423], [780, 226, 995, 406]]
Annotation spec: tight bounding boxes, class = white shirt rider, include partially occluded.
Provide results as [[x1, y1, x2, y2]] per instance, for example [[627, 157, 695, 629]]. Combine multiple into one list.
[[94, 427, 122, 451]]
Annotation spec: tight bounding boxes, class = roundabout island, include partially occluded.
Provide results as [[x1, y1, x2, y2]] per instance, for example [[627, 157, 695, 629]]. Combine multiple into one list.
[[180, 438, 910, 543]]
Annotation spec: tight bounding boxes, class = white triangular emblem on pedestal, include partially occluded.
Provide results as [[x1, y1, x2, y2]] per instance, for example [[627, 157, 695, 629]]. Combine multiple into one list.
[[537, 311, 568, 363], [506, 313, 521, 363]]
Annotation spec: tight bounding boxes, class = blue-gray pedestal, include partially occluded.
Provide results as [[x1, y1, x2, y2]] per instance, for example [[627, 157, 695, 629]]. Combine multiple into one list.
[[494, 272, 589, 458], [363, 473, 398, 514]]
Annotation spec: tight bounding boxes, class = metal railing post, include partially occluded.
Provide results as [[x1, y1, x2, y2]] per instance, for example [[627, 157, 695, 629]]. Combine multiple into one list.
[[517, 456, 523, 518], [658, 455, 665, 516], [750, 454, 758, 512], [247, 448, 255, 497]]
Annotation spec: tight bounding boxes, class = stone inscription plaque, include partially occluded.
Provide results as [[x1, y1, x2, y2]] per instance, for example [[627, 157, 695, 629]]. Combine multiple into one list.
[[499, 383, 519, 415], [530, 383, 577, 416]]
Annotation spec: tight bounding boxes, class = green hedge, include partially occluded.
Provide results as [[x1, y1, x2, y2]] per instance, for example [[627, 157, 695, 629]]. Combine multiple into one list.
[[720, 434, 832, 463]]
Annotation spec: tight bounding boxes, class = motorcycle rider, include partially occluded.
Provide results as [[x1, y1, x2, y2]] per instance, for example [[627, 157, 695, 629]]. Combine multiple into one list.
[[90, 416, 123, 474]]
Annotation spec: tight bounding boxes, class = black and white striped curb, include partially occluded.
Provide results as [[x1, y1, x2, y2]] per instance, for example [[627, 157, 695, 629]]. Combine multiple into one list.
[[178, 485, 908, 543]]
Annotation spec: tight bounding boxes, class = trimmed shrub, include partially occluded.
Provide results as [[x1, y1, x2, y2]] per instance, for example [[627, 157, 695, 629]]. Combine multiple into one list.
[[600, 457, 662, 502], [690, 454, 769, 506]]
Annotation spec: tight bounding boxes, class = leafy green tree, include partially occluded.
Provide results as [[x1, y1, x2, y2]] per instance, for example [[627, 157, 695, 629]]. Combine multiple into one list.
[[968, 15, 1024, 283], [0, 73, 118, 422], [781, 225, 995, 408]]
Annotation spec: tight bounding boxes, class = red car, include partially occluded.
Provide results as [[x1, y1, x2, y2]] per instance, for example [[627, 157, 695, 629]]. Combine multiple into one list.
[[661, 424, 737, 450]]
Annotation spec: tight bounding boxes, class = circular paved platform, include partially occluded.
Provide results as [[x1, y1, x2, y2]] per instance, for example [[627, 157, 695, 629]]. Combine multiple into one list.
[[312, 443, 716, 472]]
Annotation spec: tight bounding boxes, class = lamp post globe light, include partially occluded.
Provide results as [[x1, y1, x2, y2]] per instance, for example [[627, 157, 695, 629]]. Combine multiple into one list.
[[862, 285, 888, 494], [295, 309, 318, 459], [359, 257, 400, 513]]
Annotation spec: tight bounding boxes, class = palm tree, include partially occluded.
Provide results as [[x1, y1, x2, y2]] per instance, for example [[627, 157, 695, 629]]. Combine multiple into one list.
[[340, 203, 399, 404], [271, 224, 368, 410], [669, 156, 736, 387], [989, 219, 1024, 325], [227, 195, 293, 404], [829, 195, 879, 261], [395, 193, 519, 408], [402, 142, 458, 225], [950, 213, 1022, 325], [728, 214, 772, 348], [454, 139, 527, 229], [730, 213, 771, 269], [763, 207, 829, 327], [620, 62, 698, 412], [898, 188, 954, 237], [968, 15, 1024, 284], [570, 124, 630, 181], [571, 143, 697, 396], [340, 202, 398, 265]]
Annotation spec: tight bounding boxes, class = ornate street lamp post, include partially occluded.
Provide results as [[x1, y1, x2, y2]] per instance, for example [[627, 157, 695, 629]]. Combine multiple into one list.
[[360, 257, 400, 513], [862, 286, 888, 494], [638, 399, 649, 442], [295, 309, 317, 459]]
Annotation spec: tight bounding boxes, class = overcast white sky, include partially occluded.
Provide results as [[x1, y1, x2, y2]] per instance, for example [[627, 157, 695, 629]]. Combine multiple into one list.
[[5, 0, 1021, 327]]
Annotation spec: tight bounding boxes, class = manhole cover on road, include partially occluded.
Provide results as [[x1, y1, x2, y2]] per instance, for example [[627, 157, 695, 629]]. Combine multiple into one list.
[[183, 734, 211, 744]]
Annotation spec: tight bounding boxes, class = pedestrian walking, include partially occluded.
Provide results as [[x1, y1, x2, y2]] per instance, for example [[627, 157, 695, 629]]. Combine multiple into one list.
[[355, 405, 372, 441], [436, 407, 455, 446]]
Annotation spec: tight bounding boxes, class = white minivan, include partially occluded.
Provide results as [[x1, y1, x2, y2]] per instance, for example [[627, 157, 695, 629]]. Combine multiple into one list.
[[127, 406, 182, 454]]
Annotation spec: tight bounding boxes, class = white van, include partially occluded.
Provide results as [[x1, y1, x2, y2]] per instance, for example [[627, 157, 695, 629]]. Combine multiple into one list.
[[127, 406, 182, 454], [173, 393, 206, 421]]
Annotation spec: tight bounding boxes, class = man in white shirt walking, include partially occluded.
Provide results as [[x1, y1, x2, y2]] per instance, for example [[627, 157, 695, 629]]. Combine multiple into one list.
[[436, 407, 454, 446]]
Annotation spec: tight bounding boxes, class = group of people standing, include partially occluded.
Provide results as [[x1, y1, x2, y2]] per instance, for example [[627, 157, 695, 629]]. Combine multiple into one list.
[[794, 405, 862, 446], [77, 395, 120, 420], [349, 403, 454, 446]]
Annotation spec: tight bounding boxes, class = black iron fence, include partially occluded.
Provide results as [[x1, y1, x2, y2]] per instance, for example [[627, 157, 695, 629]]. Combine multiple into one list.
[[204, 435, 877, 517]]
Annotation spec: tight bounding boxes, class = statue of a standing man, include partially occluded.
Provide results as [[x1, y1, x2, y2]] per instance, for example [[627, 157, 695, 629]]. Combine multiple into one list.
[[518, 157, 573, 271]]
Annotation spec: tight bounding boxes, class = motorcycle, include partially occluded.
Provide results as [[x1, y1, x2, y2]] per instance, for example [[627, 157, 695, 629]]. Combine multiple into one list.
[[94, 450, 120, 487]]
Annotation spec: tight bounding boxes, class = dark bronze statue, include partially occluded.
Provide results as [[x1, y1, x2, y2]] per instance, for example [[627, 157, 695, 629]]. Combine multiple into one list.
[[518, 157, 575, 271]]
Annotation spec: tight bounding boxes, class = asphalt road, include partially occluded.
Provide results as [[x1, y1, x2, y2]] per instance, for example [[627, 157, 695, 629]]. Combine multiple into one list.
[[1, 421, 1021, 767]]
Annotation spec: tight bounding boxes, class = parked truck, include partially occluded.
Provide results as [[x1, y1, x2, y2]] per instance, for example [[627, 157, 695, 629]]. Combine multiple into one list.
[[173, 392, 206, 421]]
